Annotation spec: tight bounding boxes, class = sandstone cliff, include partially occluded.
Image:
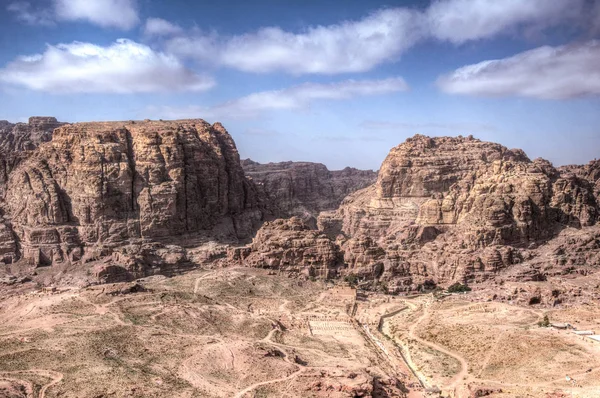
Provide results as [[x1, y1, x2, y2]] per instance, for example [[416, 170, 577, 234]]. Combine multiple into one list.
[[234, 217, 341, 279], [241, 159, 376, 221], [313, 134, 598, 291], [0, 117, 64, 195], [559, 159, 600, 205], [0, 119, 264, 281], [0, 117, 66, 265], [2, 123, 599, 292]]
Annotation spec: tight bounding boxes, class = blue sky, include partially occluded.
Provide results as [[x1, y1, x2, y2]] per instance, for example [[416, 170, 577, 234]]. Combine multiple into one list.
[[0, 0, 599, 170]]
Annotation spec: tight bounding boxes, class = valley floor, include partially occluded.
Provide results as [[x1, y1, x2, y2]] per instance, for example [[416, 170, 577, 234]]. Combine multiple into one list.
[[1, 268, 599, 398]]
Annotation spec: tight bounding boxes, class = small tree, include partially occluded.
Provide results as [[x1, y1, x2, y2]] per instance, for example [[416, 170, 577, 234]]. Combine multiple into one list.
[[447, 282, 472, 293], [538, 314, 550, 327], [344, 273, 358, 286]]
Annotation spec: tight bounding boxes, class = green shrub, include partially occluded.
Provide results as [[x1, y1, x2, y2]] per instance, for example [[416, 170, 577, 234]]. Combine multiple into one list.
[[538, 314, 550, 327], [344, 273, 358, 286], [447, 282, 472, 293]]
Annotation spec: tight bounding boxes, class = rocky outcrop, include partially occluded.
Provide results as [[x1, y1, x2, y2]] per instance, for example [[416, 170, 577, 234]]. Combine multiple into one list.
[[239, 217, 341, 278], [241, 159, 376, 221], [2, 123, 599, 292], [0, 117, 66, 265], [0, 117, 64, 194], [0, 119, 264, 276], [315, 135, 599, 291], [559, 159, 600, 206]]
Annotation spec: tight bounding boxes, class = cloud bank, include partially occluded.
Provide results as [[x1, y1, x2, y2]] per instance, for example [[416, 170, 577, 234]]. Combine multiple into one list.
[[7, 0, 139, 30], [150, 77, 408, 119], [0, 39, 214, 94], [164, 0, 586, 75], [426, 0, 579, 44], [437, 40, 600, 99], [167, 8, 425, 74]]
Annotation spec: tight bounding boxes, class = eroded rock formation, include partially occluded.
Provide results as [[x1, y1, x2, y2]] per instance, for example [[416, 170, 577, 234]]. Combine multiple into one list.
[[0, 119, 265, 281], [2, 122, 599, 292], [313, 134, 599, 291], [241, 159, 376, 221], [237, 217, 341, 279]]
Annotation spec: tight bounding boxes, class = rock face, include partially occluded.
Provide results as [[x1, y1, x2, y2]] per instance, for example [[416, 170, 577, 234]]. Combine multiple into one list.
[[0, 119, 264, 280], [238, 217, 341, 278], [309, 134, 599, 291], [0, 117, 66, 264], [0, 117, 64, 195], [241, 159, 376, 220], [559, 159, 600, 206], [2, 123, 599, 291]]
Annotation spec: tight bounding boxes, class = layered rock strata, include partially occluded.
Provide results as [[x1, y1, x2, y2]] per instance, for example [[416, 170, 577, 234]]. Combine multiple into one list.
[[0, 119, 264, 281], [0, 117, 66, 264], [235, 217, 341, 279], [315, 134, 598, 291], [241, 159, 376, 221]]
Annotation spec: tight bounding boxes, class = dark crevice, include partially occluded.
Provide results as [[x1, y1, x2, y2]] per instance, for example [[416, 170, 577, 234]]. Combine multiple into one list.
[[176, 130, 189, 232], [8, 222, 21, 263], [124, 128, 141, 237]]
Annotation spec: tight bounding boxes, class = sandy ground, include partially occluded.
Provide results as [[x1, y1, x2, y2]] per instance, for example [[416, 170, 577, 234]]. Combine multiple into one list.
[[2, 267, 600, 397], [0, 268, 411, 398], [383, 295, 600, 398]]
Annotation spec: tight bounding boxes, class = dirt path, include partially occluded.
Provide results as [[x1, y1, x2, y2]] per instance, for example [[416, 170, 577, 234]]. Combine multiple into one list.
[[233, 367, 305, 398], [194, 271, 217, 294], [0, 369, 63, 398], [406, 301, 470, 396], [78, 295, 128, 326], [477, 331, 505, 378], [38, 370, 63, 398]]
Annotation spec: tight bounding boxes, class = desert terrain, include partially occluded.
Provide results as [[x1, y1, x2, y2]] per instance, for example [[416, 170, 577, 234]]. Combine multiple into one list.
[[0, 119, 599, 397], [0, 268, 411, 397], [2, 267, 600, 397]]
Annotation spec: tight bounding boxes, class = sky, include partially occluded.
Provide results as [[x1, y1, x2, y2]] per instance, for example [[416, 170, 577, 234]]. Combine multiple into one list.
[[0, 0, 599, 170]]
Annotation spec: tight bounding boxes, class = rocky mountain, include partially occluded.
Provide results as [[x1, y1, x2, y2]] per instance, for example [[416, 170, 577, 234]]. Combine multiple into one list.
[[0, 117, 65, 195], [241, 159, 376, 221], [0, 119, 264, 282], [559, 159, 600, 205], [243, 134, 600, 293], [1, 121, 598, 295]]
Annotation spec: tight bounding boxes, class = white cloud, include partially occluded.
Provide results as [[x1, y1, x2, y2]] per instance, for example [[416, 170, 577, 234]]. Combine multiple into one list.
[[0, 39, 215, 94], [436, 40, 600, 99], [149, 77, 408, 119], [54, 0, 139, 29], [164, 0, 589, 75], [7, 1, 54, 26], [426, 0, 581, 44], [144, 18, 183, 36], [7, 0, 139, 29], [166, 8, 426, 74]]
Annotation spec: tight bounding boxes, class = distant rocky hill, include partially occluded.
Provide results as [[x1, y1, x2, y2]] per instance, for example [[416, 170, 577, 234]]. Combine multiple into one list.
[[0, 119, 265, 282], [559, 159, 600, 205], [1, 120, 598, 297], [241, 134, 600, 297], [241, 159, 377, 221], [0, 117, 65, 196]]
